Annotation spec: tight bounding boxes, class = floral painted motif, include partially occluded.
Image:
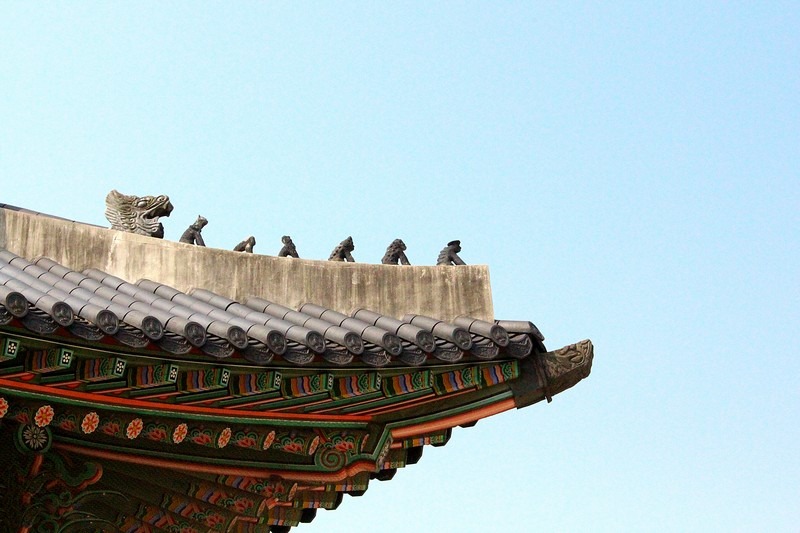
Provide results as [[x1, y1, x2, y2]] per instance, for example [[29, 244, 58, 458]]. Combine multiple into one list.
[[173, 423, 188, 444], [274, 430, 322, 455], [22, 424, 49, 450], [57, 417, 77, 432], [81, 412, 99, 434], [334, 440, 355, 453], [191, 431, 213, 446], [0, 397, 8, 418], [282, 441, 303, 454], [146, 426, 168, 442], [34, 405, 54, 427], [102, 421, 120, 436], [217, 427, 231, 449], [126, 418, 143, 439], [234, 435, 257, 449], [204, 512, 226, 528], [263, 430, 275, 450], [308, 436, 320, 455], [231, 497, 254, 513]]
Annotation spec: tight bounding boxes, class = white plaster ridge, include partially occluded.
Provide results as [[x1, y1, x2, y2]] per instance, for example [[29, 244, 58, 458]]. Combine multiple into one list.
[[0, 207, 494, 321]]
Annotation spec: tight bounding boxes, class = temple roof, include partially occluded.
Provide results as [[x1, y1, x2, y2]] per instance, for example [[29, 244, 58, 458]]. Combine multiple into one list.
[[0, 204, 593, 532]]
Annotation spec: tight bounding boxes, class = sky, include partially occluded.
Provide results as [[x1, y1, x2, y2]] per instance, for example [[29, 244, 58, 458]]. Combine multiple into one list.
[[1, 2, 798, 531]]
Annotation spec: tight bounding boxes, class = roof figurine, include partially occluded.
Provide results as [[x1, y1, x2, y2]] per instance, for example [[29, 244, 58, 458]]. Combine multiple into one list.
[[278, 235, 299, 258], [233, 236, 256, 253], [329, 236, 355, 262], [381, 238, 410, 265], [179, 215, 208, 246], [437, 239, 466, 265], [104, 189, 174, 238]]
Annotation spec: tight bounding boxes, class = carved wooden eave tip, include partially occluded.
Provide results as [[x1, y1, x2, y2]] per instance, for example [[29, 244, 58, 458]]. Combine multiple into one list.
[[511, 339, 594, 408], [542, 339, 594, 398]]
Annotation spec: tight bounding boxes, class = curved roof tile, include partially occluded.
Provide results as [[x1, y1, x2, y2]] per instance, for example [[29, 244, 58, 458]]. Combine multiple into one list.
[[0, 247, 546, 368]]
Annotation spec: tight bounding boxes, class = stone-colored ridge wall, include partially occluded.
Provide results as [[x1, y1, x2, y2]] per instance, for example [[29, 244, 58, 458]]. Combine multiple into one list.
[[0, 208, 493, 322]]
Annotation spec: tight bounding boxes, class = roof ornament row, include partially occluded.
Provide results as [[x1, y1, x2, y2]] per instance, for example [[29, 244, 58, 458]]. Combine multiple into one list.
[[104, 190, 466, 265]]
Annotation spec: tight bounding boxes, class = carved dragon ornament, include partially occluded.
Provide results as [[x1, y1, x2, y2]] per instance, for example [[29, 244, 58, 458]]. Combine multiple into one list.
[[104, 189, 174, 238]]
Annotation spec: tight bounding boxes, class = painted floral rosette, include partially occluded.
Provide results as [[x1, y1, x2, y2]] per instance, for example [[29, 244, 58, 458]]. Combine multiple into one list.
[[34, 405, 54, 428], [217, 427, 232, 448], [172, 423, 188, 444], [81, 412, 100, 434], [126, 418, 143, 439]]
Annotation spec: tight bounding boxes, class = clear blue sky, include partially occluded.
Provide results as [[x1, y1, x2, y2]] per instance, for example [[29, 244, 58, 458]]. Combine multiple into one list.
[[1, 3, 798, 531]]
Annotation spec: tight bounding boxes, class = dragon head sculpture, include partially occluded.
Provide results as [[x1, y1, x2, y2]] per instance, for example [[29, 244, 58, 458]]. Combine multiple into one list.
[[104, 190, 174, 238]]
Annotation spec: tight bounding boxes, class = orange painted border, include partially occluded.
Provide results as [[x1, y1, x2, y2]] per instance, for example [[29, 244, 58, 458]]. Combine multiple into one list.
[[390, 398, 516, 439], [53, 442, 379, 483]]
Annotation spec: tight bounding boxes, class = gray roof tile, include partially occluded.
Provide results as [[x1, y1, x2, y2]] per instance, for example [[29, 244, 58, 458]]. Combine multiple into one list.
[[0, 247, 545, 368]]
